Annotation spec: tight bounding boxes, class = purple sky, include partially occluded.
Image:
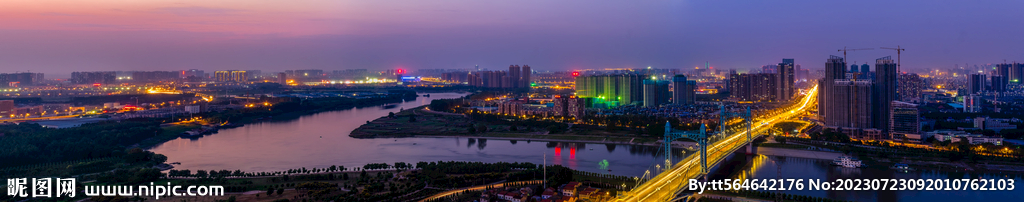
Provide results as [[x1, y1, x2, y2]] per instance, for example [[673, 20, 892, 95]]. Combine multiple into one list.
[[2, 0, 1023, 77]]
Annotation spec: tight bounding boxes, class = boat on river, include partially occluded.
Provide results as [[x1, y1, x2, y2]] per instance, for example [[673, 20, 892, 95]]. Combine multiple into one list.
[[832, 156, 863, 168]]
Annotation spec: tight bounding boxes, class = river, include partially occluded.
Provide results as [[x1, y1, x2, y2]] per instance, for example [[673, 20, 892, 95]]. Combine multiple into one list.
[[150, 92, 1021, 201], [149, 92, 683, 177]]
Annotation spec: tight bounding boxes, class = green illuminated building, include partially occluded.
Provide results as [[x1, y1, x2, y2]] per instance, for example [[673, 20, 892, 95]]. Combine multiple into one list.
[[574, 74, 645, 108]]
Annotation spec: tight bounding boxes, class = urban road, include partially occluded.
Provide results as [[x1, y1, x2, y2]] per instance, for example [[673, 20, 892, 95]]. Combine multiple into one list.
[[618, 85, 819, 202]]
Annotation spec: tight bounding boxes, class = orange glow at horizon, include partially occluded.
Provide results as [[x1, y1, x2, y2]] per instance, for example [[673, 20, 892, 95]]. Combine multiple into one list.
[[0, 0, 444, 36]]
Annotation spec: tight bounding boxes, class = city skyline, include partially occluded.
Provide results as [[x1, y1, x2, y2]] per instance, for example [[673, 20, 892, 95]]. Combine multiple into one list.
[[3, 0, 1024, 77]]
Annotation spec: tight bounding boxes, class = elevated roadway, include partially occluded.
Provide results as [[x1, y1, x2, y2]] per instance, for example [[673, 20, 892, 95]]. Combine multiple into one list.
[[619, 85, 818, 202]]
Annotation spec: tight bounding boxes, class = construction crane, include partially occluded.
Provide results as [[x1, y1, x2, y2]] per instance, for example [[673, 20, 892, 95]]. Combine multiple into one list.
[[838, 47, 874, 62], [881, 46, 905, 73]]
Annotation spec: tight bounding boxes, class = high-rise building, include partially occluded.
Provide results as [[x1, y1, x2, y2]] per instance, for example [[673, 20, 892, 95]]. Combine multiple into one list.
[[0, 73, 44, 86], [827, 80, 873, 129], [215, 71, 230, 82], [1006, 63, 1024, 84], [795, 64, 803, 81], [761, 64, 777, 74], [466, 65, 531, 89], [574, 74, 645, 107], [990, 76, 1007, 92], [183, 69, 204, 78], [963, 94, 983, 113], [777, 59, 795, 102], [850, 64, 859, 73], [995, 63, 1011, 86], [642, 79, 670, 107], [818, 55, 847, 123], [872, 56, 898, 135], [967, 74, 986, 94], [729, 73, 776, 102], [215, 70, 247, 82], [672, 75, 696, 105], [890, 101, 920, 139], [509, 65, 521, 89], [278, 72, 288, 85], [553, 96, 585, 119], [521, 65, 531, 88], [897, 74, 923, 102], [71, 71, 116, 84], [860, 64, 870, 79]]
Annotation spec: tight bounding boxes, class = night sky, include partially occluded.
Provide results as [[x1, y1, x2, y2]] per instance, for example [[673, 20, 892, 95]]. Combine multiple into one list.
[[2, 0, 1022, 77]]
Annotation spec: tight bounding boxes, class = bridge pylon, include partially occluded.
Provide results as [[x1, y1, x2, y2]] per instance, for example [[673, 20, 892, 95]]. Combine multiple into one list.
[[719, 104, 754, 144], [663, 122, 707, 174]]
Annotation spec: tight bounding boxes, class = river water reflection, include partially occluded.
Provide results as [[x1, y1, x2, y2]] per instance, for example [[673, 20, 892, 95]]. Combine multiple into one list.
[[149, 93, 683, 177], [150, 92, 1021, 200]]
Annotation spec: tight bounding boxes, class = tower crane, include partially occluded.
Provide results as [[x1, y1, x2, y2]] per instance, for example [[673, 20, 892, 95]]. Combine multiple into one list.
[[881, 46, 905, 73], [838, 47, 874, 62]]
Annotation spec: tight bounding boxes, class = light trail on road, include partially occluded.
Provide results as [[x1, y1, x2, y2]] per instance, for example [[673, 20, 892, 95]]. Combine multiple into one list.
[[618, 85, 818, 202]]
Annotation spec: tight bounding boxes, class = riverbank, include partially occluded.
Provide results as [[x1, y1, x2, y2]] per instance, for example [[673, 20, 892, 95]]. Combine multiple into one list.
[[417, 133, 697, 149], [137, 92, 417, 149], [756, 147, 843, 160], [349, 107, 690, 149]]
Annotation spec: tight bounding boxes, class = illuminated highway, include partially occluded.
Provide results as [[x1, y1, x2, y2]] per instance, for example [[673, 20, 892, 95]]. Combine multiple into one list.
[[618, 85, 818, 202]]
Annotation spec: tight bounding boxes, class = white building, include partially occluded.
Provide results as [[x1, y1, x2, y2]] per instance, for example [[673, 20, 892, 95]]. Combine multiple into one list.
[[929, 130, 1003, 145], [962, 94, 982, 113]]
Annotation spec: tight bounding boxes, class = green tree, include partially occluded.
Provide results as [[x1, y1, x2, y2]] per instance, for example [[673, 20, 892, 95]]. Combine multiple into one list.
[[267, 187, 274, 196], [151, 154, 168, 164], [276, 188, 284, 195]]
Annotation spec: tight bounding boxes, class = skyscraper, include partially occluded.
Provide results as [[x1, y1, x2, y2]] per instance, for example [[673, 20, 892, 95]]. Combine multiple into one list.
[[872, 56, 898, 135], [860, 64, 870, 79], [795, 64, 803, 81], [777, 59, 795, 102], [71, 71, 116, 84], [574, 74, 645, 107], [0, 73, 44, 86], [968, 74, 986, 95], [996, 63, 1010, 85], [672, 75, 695, 105], [729, 73, 776, 102], [524, 64, 532, 87], [990, 76, 1006, 93], [818, 55, 847, 123], [1007, 63, 1024, 84], [829, 80, 873, 129], [509, 65, 521, 89], [642, 79, 670, 107]]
